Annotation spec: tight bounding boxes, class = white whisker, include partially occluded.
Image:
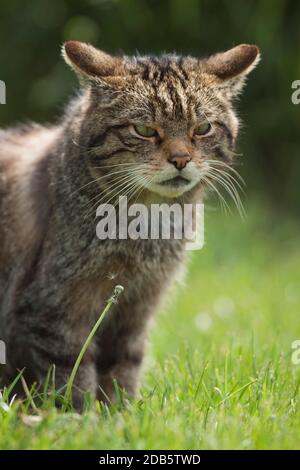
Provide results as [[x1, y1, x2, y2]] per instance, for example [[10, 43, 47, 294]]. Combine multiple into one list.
[[204, 165, 246, 219]]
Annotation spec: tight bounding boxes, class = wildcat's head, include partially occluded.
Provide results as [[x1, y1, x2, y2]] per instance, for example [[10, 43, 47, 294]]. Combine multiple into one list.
[[63, 41, 260, 200]]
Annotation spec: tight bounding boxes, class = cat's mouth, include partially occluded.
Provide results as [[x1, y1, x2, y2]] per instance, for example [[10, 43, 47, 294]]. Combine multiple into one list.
[[146, 171, 199, 198], [158, 175, 191, 188]]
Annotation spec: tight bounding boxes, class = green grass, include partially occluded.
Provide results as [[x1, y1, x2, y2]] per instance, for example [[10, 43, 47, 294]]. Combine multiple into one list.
[[1, 201, 300, 450]]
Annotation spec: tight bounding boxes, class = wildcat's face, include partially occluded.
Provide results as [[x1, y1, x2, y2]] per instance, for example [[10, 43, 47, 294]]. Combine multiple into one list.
[[64, 42, 260, 200]]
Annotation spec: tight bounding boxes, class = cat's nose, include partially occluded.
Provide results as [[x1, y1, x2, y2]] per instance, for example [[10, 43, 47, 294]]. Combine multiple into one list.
[[168, 152, 191, 170]]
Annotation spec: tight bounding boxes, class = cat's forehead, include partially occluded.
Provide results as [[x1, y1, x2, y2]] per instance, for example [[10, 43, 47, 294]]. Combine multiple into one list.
[[65, 41, 260, 121], [133, 55, 191, 83], [116, 55, 226, 124]]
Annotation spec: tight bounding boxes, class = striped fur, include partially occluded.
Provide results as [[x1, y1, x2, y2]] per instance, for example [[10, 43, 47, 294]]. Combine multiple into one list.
[[0, 42, 259, 409]]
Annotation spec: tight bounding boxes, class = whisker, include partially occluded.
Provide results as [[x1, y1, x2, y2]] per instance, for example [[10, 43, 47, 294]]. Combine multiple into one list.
[[83, 178, 135, 220], [84, 170, 146, 209], [208, 167, 245, 193], [205, 169, 246, 219], [72, 165, 143, 195], [205, 159, 245, 184], [210, 145, 243, 159], [92, 175, 151, 227], [92, 162, 145, 169], [81, 174, 136, 208], [201, 176, 232, 215], [98, 171, 153, 216], [129, 174, 155, 204], [93, 179, 143, 217], [208, 166, 245, 202], [84, 173, 146, 221], [71, 138, 90, 150]]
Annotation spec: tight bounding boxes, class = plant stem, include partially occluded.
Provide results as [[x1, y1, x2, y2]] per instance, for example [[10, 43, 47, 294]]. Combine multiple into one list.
[[64, 285, 124, 410]]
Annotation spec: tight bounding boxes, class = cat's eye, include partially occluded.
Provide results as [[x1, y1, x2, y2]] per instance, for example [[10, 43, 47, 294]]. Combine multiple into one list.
[[133, 125, 158, 139], [193, 122, 212, 137]]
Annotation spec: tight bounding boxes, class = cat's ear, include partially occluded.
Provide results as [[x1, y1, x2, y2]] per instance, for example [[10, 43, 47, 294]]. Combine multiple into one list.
[[62, 41, 125, 84], [204, 44, 260, 99]]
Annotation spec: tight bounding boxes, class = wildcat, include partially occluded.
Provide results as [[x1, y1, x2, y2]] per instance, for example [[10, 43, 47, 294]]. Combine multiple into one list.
[[0, 41, 259, 408]]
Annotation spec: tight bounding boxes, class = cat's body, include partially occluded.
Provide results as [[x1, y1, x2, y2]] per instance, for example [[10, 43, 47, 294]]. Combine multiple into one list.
[[0, 122, 185, 403], [0, 42, 259, 407]]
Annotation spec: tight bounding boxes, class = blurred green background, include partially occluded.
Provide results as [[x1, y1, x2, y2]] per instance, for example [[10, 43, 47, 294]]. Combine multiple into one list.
[[0, 0, 299, 212], [0, 1, 300, 449]]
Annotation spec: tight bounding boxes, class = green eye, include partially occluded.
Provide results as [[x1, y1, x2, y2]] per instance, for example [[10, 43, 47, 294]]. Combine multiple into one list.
[[193, 122, 212, 136], [134, 125, 157, 138]]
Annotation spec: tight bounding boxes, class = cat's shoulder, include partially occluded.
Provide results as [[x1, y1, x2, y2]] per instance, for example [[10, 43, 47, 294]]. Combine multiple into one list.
[[0, 123, 59, 269], [0, 122, 58, 159]]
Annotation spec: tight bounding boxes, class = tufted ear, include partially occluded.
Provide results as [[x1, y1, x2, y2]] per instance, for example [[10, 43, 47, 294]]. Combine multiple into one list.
[[62, 40, 127, 83], [204, 44, 260, 99]]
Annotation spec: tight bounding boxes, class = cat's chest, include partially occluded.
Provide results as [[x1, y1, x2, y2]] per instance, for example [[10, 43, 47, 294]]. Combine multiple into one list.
[[61, 239, 185, 327], [79, 237, 186, 278], [40, 230, 186, 306]]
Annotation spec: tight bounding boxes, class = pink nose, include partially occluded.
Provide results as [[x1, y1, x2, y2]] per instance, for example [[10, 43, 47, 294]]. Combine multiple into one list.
[[168, 152, 191, 170]]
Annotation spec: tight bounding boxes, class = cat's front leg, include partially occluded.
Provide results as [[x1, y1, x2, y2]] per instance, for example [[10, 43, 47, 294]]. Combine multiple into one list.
[[6, 318, 99, 411], [95, 300, 151, 404], [96, 346, 145, 404]]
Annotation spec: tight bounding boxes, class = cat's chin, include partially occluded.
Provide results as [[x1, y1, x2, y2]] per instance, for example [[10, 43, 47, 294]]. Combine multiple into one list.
[[146, 178, 199, 199]]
